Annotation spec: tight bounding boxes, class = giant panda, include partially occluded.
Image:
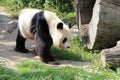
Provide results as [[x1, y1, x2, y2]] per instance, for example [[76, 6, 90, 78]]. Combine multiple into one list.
[[14, 8, 72, 63]]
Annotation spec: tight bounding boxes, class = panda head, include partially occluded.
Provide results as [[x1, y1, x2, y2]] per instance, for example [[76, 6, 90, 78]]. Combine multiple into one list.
[[52, 22, 72, 49], [42, 11, 72, 49]]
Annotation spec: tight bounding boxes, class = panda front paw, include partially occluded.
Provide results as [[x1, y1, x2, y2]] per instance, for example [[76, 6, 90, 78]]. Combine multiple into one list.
[[41, 59, 60, 65], [48, 61, 60, 65], [40, 57, 55, 63], [39, 56, 59, 65]]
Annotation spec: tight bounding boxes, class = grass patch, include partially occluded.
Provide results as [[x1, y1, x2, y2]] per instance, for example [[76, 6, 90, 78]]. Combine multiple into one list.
[[0, 61, 119, 80], [0, 65, 21, 80], [52, 36, 100, 62], [15, 61, 119, 80]]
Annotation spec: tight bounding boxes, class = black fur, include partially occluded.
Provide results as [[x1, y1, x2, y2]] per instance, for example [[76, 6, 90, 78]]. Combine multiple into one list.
[[57, 22, 63, 30], [30, 13, 38, 34], [34, 11, 55, 63], [62, 37, 67, 43], [14, 29, 29, 53]]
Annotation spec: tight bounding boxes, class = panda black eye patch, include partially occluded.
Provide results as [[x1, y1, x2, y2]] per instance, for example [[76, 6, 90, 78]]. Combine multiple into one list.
[[62, 37, 67, 43]]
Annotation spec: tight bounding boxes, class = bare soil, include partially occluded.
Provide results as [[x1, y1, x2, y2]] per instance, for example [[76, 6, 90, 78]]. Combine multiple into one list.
[[0, 6, 89, 68]]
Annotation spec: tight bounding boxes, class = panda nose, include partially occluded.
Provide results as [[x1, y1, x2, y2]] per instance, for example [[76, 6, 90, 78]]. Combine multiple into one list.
[[67, 46, 70, 48]]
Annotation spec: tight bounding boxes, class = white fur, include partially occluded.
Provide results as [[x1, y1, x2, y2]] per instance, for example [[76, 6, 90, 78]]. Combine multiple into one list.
[[18, 8, 41, 39], [18, 8, 71, 49]]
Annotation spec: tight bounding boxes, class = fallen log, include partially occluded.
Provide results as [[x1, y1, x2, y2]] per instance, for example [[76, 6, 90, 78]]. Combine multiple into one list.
[[75, 0, 120, 49], [101, 41, 120, 67]]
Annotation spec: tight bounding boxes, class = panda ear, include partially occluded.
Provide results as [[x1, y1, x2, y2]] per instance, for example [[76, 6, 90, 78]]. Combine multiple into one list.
[[57, 22, 63, 30]]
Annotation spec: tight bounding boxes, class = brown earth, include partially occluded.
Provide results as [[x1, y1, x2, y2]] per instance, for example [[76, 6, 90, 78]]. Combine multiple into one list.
[[0, 6, 89, 69]]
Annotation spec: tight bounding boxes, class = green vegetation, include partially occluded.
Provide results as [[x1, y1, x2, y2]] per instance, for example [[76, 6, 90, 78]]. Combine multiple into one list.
[[44, 0, 74, 13], [0, 61, 120, 80], [0, 0, 75, 21], [0, 65, 19, 80]]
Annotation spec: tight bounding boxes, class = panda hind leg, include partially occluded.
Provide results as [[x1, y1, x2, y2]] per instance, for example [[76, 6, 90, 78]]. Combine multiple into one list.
[[14, 30, 29, 53]]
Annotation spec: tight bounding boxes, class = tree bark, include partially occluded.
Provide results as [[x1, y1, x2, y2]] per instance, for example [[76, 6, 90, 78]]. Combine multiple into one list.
[[76, 0, 120, 49]]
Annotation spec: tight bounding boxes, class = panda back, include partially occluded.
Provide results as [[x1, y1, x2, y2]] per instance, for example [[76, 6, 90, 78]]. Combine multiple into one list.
[[18, 9, 41, 39]]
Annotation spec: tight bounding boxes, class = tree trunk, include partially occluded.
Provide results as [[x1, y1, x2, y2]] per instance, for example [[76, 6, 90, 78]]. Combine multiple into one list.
[[101, 41, 120, 67], [76, 0, 120, 49]]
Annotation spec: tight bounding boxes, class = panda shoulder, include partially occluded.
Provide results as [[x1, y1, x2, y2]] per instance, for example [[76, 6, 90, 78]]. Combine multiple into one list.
[[44, 10, 59, 20]]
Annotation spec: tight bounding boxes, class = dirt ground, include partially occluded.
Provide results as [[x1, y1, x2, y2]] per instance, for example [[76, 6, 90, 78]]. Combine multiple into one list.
[[0, 6, 89, 68]]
